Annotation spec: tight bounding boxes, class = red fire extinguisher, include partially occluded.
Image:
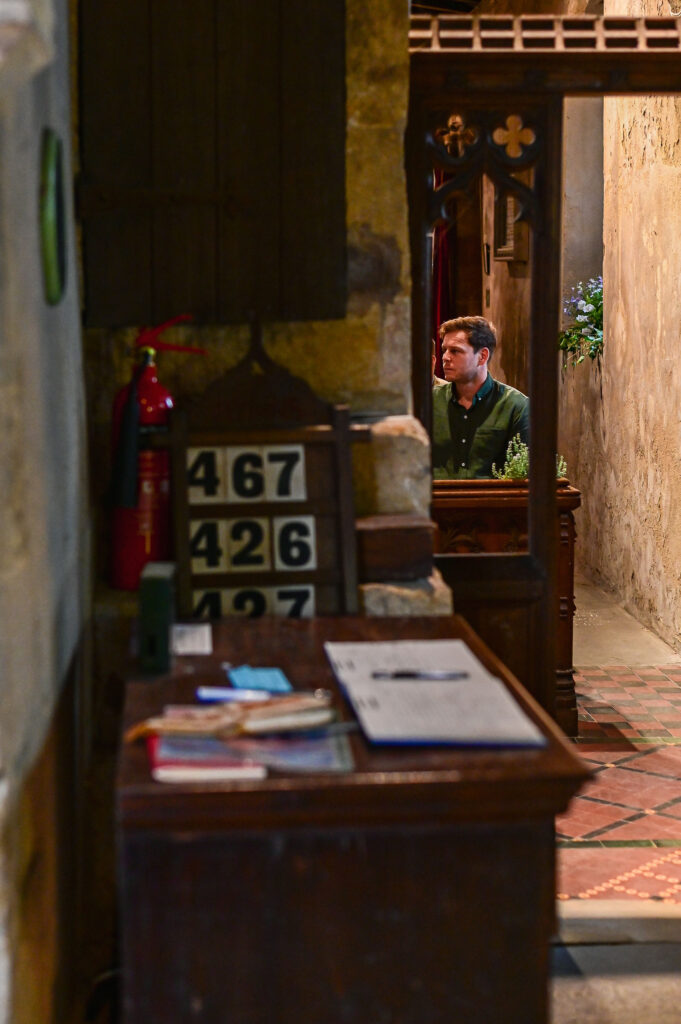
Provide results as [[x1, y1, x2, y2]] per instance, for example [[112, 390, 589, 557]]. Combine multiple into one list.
[[110, 314, 205, 590]]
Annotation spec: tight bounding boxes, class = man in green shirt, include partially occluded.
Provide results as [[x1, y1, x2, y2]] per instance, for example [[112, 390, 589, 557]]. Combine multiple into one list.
[[432, 316, 529, 479]]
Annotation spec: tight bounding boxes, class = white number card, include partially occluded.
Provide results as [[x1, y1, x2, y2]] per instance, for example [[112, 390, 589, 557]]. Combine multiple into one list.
[[192, 585, 315, 619], [187, 445, 306, 504]]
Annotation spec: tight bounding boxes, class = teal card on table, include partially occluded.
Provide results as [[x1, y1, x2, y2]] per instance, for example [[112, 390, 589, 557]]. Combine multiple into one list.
[[228, 665, 293, 693]]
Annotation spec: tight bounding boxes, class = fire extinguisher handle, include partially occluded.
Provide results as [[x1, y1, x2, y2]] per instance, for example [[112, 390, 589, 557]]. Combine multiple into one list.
[[135, 314, 207, 355]]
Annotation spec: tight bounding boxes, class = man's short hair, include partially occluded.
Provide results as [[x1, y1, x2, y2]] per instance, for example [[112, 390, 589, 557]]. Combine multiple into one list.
[[438, 316, 497, 358]]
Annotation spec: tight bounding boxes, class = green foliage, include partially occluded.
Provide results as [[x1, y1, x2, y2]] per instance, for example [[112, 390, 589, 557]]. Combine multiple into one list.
[[492, 434, 529, 479], [492, 435, 568, 480], [558, 275, 603, 367]]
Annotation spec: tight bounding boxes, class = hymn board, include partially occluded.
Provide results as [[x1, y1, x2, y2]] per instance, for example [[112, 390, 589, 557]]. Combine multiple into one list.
[[167, 324, 363, 619]]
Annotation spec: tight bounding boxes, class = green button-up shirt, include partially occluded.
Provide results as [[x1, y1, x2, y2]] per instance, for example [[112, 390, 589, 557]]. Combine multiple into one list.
[[432, 373, 529, 479]]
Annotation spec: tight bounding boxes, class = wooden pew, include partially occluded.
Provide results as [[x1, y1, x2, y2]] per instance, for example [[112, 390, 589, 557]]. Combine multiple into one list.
[[432, 479, 581, 736]]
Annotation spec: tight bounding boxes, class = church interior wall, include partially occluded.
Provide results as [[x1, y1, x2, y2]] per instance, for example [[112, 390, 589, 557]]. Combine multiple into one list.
[[16, 0, 681, 1016], [0, 0, 89, 1019], [571, 86, 681, 650], [557, 97, 604, 521], [81, 0, 431, 560], [558, 0, 681, 652], [0, 0, 439, 1017]]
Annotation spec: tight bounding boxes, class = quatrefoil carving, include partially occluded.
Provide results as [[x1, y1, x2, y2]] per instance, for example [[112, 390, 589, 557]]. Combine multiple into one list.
[[492, 115, 535, 158]]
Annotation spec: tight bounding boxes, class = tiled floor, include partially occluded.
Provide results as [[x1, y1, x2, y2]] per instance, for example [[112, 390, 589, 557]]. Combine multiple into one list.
[[558, 666, 681, 902]]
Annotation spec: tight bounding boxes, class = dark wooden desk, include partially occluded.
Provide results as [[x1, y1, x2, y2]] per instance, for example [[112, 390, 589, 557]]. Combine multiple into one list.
[[117, 615, 588, 1024]]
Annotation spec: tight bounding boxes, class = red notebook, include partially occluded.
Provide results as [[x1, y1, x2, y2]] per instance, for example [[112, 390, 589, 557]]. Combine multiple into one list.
[[146, 734, 267, 783]]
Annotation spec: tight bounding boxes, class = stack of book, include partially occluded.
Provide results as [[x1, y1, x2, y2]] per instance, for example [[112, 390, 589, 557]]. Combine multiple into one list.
[[127, 688, 355, 783]]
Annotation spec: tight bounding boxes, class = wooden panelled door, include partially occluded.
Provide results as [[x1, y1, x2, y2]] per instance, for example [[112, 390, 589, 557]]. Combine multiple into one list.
[[78, 0, 346, 327]]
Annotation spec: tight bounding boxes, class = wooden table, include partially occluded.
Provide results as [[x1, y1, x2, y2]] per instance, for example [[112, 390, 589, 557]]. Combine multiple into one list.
[[117, 615, 588, 1024]]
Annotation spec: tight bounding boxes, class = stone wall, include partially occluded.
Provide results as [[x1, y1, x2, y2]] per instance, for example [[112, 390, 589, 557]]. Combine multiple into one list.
[[561, 99, 604, 295], [557, 97, 604, 528], [559, 0, 681, 650], [573, 86, 681, 648], [0, 0, 88, 1019]]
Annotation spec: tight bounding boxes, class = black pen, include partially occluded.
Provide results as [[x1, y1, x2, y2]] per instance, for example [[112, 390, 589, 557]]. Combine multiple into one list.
[[371, 670, 470, 680]]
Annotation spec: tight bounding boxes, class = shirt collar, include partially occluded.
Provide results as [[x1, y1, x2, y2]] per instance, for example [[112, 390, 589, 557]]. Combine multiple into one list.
[[452, 372, 493, 405], [473, 372, 493, 403]]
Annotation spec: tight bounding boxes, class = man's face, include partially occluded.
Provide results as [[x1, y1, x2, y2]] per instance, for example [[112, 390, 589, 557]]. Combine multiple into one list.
[[440, 330, 487, 385]]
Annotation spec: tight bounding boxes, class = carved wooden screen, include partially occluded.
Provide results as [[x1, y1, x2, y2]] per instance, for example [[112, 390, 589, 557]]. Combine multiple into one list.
[[409, 14, 681, 732]]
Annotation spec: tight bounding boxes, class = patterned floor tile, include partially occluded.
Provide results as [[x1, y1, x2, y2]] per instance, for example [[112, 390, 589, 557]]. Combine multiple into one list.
[[557, 665, 681, 899], [557, 847, 681, 902], [620, 748, 681, 774], [589, 767, 681, 807], [589, 815, 681, 842]]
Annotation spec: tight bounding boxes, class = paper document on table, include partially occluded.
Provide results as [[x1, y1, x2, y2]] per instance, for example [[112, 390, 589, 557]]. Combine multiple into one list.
[[323, 639, 546, 747], [171, 623, 213, 656]]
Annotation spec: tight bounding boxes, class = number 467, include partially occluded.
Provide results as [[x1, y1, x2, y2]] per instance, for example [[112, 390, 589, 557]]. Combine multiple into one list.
[[187, 445, 306, 503]]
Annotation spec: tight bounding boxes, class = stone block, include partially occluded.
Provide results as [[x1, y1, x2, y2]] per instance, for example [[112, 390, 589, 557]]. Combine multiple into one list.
[[347, 125, 409, 246], [359, 569, 453, 617], [346, 0, 408, 129], [352, 415, 431, 517]]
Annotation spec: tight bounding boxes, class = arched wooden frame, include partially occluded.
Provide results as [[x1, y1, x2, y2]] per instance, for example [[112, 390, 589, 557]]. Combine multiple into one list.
[[409, 88, 562, 725], [408, 14, 681, 731]]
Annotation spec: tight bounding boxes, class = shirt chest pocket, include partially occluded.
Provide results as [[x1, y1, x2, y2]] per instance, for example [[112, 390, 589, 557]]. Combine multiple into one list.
[[473, 426, 507, 445], [471, 426, 509, 463]]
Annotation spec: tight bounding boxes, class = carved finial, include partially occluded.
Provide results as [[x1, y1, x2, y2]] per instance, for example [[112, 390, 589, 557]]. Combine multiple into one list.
[[434, 112, 478, 157]]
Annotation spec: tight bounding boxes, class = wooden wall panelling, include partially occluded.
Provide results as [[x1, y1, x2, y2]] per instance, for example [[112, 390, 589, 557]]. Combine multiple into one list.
[[279, 0, 347, 320], [151, 0, 218, 321], [216, 0, 282, 322], [452, 186, 483, 316], [79, 0, 153, 325], [79, 1, 346, 326]]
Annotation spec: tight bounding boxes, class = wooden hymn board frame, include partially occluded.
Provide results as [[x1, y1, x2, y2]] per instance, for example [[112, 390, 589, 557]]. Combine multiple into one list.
[[163, 323, 364, 620]]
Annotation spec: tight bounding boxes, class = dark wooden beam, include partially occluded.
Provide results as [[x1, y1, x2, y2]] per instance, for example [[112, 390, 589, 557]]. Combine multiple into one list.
[[411, 15, 681, 95]]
